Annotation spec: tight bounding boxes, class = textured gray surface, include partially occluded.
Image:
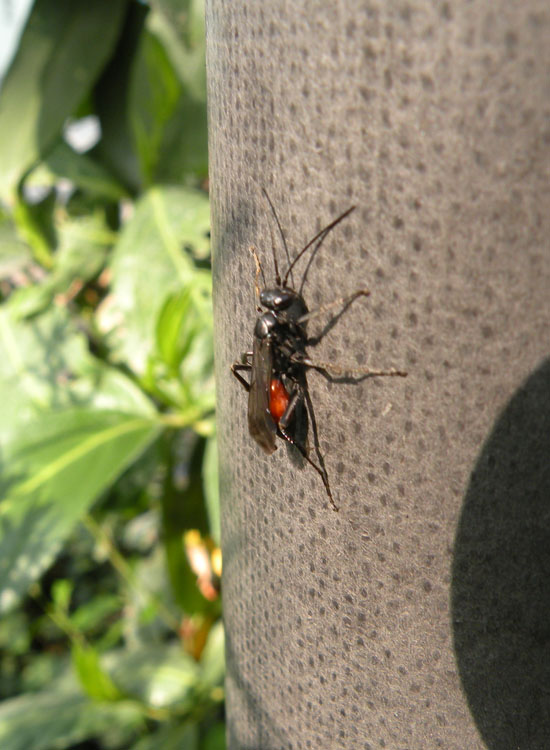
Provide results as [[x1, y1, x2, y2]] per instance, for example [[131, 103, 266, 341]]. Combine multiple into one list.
[[205, 1, 550, 748]]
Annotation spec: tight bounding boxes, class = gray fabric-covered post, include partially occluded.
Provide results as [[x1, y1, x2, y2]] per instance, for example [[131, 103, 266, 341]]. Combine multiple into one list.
[[206, 2, 550, 748]]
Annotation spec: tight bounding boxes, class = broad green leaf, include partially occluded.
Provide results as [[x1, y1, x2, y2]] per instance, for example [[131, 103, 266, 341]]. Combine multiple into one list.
[[127, 4, 208, 184], [27, 140, 127, 202], [0, 682, 143, 750], [149, 0, 206, 101], [130, 29, 182, 186], [0, 306, 156, 440], [132, 722, 199, 750], [149, 278, 215, 414], [197, 621, 224, 693], [13, 188, 56, 267], [0, 0, 129, 198], [8, 211, 113, 318], [0, 206, 31, 277], [0, 0, 34, 83], [107, 643, 199, 710], [101, 186, 210, 375], [0, 609, 31, 657], [0, 409, 161, 612], [137, 725, 199, 750]]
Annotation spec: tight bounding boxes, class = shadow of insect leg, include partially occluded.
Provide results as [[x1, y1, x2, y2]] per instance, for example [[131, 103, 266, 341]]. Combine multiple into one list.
[[300, 289, 371, 346]]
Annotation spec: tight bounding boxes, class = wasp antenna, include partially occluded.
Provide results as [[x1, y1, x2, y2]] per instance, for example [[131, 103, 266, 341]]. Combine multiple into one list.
[[261, 188, 292, 287], [284, 205, 356, 290], [249, 245, 266, 301]]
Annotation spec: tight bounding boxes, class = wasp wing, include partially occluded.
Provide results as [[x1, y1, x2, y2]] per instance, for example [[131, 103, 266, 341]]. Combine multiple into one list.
[[248, 335, 277, 455]]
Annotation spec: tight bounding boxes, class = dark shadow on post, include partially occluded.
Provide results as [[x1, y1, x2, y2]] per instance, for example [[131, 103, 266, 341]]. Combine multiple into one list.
[[452, 358, 550, 750]]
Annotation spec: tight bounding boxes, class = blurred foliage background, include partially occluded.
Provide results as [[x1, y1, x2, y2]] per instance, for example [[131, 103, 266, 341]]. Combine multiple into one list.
[[0, 0, 223, 748]]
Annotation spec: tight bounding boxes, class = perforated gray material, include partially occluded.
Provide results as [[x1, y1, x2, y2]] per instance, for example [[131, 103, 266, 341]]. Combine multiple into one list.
[[206, 2, 550, 748]]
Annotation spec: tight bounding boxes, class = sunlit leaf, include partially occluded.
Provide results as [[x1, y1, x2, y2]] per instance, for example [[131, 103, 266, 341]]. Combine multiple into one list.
[[7, 211, 113, 318], [0, 409, 161, 612], [101, 186, 210, 375], [0, 0, 129, 197], [149, 0, 206, 101], [72, 642, 124, 701], [0, 305, 156, 440], [0, 680, 143, 750], [107, 643, 199, 710], [197, 620, 224, 693], [28, 140, 127, 202]]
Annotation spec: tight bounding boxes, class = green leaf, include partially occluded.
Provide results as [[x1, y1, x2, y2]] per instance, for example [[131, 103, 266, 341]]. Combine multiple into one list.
[[101, 186, 210, 376], [197, 621, 224, 693], [8, 210, 113, 318], [107, 643, 199, 710], [13, 188, 56, 267], [0, 0, 34, 83], [202, 722, 226, 750], [149, 0, 207, 101], [28, 140, 127, 202], [0, 206, 32, 278], [71, 593, 123, 635], [156, 289, 194, 371], [127, 5, 208, 183], [132, 722, 199, 750], [0, 409, 161, 612], [150, 278, 215, 414], [72, 642, 124, 701], [0, 305, 156, 440], [0, 610, 31, 657], [93, 2, 149, 193], [130, 29, 182, 186], [51, 578, 73, 613], [0, 682, 143, 750], [0, 0, 129, 198]]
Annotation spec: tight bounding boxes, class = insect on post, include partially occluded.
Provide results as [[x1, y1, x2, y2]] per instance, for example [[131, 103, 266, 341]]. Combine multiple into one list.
[[231, 190, 407, 511]]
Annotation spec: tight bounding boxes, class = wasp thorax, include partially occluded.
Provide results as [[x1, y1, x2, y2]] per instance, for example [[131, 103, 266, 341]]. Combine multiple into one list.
[[254, 311, 278, 339]]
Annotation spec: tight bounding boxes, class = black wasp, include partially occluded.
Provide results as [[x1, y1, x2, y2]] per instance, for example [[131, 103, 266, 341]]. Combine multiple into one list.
[[231, 190, 407, 511]]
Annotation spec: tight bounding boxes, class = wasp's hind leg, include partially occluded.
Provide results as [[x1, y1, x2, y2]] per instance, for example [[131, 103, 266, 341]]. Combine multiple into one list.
[[231, 352, 253, 391], [291, 353, 407, 381], [277, 382, 338, 512]]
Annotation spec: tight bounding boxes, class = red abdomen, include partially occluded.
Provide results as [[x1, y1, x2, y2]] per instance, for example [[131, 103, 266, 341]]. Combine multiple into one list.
[[269, 378, 289, 421]]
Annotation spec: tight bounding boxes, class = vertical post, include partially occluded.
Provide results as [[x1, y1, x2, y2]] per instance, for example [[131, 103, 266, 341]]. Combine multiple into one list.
[[206, 1, 550, 747]]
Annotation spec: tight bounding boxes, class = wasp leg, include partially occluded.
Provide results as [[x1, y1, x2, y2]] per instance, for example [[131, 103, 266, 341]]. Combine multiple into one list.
[[231, 356, 253, 391], [277, 384, 339, 512], [291, 353, 407, 380], [300, 382, 337, 510]]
